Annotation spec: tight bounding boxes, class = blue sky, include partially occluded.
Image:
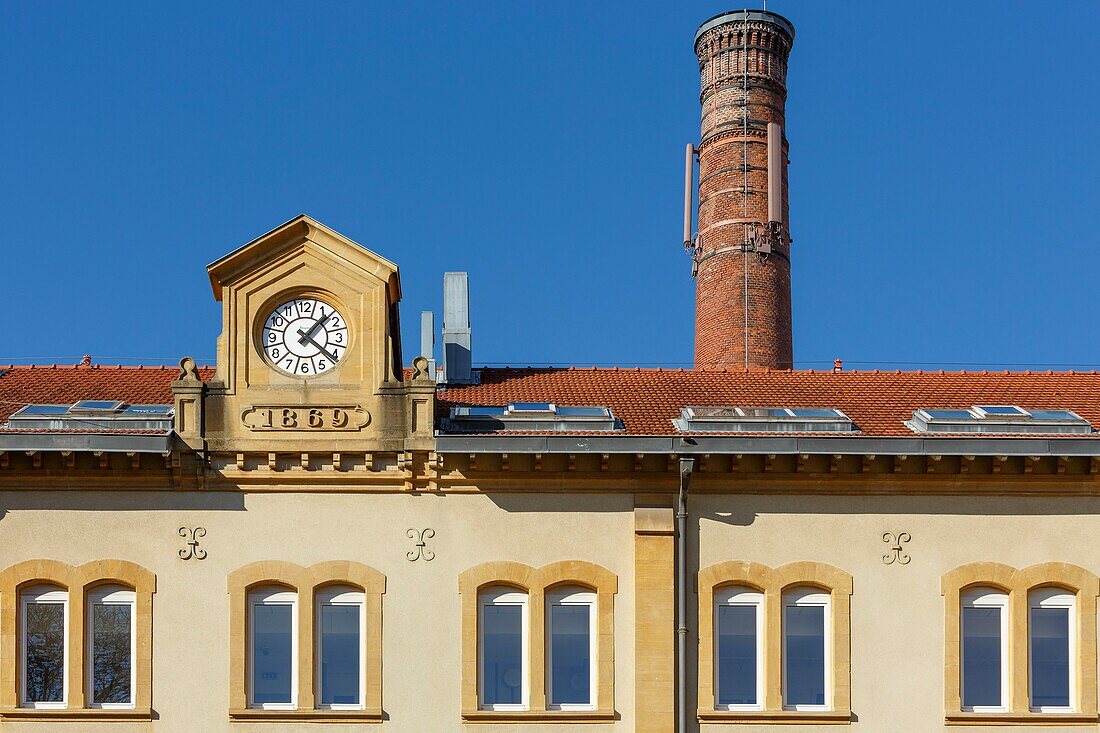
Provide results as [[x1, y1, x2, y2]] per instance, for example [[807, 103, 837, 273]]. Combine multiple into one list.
[[1, 1, 1097, 370]]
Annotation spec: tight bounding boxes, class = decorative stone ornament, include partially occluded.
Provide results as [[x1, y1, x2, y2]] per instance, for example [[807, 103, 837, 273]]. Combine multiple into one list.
[[406, 527, 435, 561], [881, 531, 911, 565], [178, 526, 207, 560], [176, 355, 201, 382]]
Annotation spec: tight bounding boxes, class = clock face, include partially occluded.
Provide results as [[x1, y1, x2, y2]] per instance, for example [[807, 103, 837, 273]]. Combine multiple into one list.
[[261, 297, 348, 377]]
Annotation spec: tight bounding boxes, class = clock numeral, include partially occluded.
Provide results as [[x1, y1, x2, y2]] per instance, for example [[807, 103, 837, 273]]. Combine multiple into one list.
[[333, 332, 344, 344], [317, 359, 327, 371], [330, 316, 342, 329], [271, 347, 281, 359]]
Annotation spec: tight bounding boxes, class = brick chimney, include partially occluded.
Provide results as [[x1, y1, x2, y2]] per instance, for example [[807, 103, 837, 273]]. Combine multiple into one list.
[[692, 10, 795, 370]]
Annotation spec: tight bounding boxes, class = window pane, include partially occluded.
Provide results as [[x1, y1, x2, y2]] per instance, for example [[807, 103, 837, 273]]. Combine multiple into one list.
[[482, 605, 522, 705], [550, 604, 591, 705], [93, 604, 132, 704], [784, 605, 825, 706], [320, 604, 360, 706], [717, 605, 757, 705], [1031, 607, 1070, 708], [252, 604, 293, 704], [25, 603, 65, 703], [962, 606, 1002, 707]]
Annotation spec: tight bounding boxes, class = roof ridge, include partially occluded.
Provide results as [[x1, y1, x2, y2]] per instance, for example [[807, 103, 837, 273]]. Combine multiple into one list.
[[473, 365, 1100, 376], [2, 364, 215, 371]]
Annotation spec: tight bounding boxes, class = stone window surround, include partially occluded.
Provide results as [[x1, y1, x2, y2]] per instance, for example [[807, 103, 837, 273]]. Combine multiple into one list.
[[0, 559, 155, 722], [941, 561, 1099, 726], [458, 560, 617, 722], [697, 560, 853, 725], [226, 560, 385, 723]]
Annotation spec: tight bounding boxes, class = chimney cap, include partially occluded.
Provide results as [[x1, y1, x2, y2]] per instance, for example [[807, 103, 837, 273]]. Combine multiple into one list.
[[695, 9, 795, 46]]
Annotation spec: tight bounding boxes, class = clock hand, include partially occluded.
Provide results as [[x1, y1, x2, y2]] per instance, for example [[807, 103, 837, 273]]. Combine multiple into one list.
[[298, 305, 331, 346], [296, 329, 338, 363]]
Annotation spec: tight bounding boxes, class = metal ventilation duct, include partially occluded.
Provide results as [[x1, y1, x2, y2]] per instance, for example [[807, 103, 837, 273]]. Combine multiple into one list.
[[442, 272, 472, 384]]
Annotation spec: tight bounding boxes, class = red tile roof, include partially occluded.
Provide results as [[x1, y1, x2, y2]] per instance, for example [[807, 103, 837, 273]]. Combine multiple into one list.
[[0, 365, 215, 424], [437, 367, 1100, 437], [3, 364, 1099, 439]]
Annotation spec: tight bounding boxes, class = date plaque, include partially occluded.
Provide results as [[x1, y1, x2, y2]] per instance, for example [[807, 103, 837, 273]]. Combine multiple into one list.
[[241, 405, 371, 432]]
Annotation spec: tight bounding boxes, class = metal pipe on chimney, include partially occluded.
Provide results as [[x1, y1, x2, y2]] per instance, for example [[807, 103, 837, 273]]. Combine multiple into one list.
[[767, 122, 783, 225], [683, 143, 695, 246]]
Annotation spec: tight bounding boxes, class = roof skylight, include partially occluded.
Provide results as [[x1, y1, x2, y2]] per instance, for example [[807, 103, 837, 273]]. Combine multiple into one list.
[[444, 403, 620, 432], [70, 400, 125, 413], [907, 406, 1092, 435], [4, 402, 174, 431], [674, 406, 855, 433]]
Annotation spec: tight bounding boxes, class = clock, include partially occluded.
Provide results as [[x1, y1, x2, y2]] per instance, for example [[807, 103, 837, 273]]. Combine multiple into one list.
[[261, 297, 349, 377]]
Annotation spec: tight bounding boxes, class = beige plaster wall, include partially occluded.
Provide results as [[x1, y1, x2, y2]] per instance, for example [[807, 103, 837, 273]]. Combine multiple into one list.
[[0, 490, 635, 733], [693, 492, 1100, 733], [3, 487, 1099, 732]]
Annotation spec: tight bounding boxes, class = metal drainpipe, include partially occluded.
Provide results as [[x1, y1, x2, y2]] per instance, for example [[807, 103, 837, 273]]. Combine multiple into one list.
[[677, 456, 696, 733]]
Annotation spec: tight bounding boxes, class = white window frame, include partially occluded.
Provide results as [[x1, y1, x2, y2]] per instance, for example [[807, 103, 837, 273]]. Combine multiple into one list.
[[546, 586, 597, 711], [315, 585, 366, 711], [477, 587, 529, 712], [248, 587, 298, 710], [86, 585, 136, 710], [1029, 588, 1076, 713], [782, 588, 831, 712], [961, 587, 1009, 714], [19, 584, 68, 709], [714, 586, 764, 711]]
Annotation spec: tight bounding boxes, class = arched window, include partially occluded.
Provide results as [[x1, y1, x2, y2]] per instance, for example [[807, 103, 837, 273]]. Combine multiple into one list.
[[478, 586, 529, 711], [714, 585, 763, 710], [1029, 587, 1074, 712], [459, 561, 617, 721], [315, 585, 366, 710], [960, 587, 1008, 712], [20, 584, 67, 709], [1, 560, 155, 718], [782, 587, 830, 711], [227, 561, 385, 721], [249, 586, 298, 710], [697, 561, 852, 724], [86, 584, 135, 709], [941, 562, 1097, 722], [546, 586, 596, 710]]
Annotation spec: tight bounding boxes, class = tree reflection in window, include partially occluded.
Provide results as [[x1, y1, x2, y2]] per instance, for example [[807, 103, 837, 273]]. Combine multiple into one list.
[[25, 601, 65, 704], [93, 603, 132, 704]]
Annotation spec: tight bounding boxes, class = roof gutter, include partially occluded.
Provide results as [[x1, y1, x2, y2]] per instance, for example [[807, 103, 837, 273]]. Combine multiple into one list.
[[0, 432, 172, 454], [435, 434, 1100, 457]]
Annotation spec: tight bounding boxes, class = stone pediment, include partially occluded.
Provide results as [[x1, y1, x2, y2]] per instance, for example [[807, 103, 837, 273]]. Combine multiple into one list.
[[207, 214, 400, 303]]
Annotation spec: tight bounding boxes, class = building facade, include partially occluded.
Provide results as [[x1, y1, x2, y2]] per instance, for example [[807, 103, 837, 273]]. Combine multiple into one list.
[[2, 9, 1100, 733]]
